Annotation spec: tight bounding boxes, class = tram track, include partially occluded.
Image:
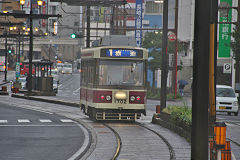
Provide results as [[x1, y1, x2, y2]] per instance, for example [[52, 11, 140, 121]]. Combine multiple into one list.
[[102, 121, 175, 160], [103, 123, 122, 160], [136, 122, 176, 160]]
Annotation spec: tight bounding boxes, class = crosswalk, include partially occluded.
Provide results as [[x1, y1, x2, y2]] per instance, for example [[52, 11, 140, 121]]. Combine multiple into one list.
[[0, 119, 74, 124]]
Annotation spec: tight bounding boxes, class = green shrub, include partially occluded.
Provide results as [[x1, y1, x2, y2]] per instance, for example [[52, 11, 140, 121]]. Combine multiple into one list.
[[167, 93, 183, 100], [162, 105, 192, 126]]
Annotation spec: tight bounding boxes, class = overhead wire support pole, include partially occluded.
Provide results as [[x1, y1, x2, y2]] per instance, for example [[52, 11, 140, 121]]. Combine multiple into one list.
[[160, 0, 168, 111], [86, 5, 90, 48], [28, 2, 33, 93], [4, 31, 8, 82], [191, 0, 211, 159]]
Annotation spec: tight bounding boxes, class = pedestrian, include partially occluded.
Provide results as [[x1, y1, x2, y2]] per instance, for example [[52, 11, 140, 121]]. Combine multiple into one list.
[[178, 79, 188, 96], [179, 84, 185, 96]]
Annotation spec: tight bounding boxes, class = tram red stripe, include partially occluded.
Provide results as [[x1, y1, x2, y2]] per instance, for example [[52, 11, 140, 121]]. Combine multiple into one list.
[[129, 91, 145, 104]]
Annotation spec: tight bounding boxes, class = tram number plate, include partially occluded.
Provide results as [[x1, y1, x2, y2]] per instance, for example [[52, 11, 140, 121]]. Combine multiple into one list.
[[219, 106, 226, 110], [115, 99, 126, 104]]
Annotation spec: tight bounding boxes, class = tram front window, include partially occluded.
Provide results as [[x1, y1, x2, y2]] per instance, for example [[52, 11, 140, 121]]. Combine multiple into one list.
[[99, 60, 144, 86]]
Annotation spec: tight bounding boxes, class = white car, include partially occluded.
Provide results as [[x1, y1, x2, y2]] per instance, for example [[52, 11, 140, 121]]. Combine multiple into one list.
[[216, 85, 239, 116], [48, 69, 59, 82]]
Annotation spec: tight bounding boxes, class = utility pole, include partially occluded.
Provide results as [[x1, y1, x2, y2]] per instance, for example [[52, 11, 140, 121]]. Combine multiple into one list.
[[4, 31, 8, 82], [191, 0, 211, 159], [172, 0, 178, 98], [160, 0, 168, 110]]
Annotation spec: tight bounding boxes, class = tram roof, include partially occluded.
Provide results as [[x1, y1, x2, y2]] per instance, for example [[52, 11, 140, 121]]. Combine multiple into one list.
[[81, 46, 148, 60]]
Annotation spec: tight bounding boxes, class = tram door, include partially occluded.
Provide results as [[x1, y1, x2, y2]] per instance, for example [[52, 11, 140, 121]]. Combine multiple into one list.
[[86, 60, 95, 108], [81, 61, 88, 107]]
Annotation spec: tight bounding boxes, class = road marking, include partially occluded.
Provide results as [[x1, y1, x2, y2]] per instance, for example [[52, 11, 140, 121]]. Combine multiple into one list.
[[0, 125, 77, 127], [18, 119, 30, 123], [232, 151, 236, 160], [73, 88, 80, 93], [16, 106, 53, 115], [39, 119, 52, 123], [225, 123, 235, 127], [60, 119, 73, 123], [0, 120, 8, 123], [67, 123, 90, 160]]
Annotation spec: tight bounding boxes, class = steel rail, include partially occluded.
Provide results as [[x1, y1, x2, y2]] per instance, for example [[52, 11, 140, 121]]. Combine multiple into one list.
[[136, 122, 176, 160], [103, 123, 122, 160]]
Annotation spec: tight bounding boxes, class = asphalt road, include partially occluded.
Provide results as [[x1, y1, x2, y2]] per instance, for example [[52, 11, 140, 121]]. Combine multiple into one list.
[[0, 101, 85, 160], [57, 73, 80, 101]]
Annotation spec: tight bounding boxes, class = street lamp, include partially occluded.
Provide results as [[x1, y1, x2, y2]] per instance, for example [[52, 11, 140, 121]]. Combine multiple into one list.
[[154, 0, 163, 3], [19, 0, 43, 93], [37, 0, 43, 6], [20, 0, 25, 6]]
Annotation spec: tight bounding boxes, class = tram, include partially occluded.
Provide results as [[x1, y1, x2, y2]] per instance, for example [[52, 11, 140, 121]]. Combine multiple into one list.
[[80, 46, 148, 120]]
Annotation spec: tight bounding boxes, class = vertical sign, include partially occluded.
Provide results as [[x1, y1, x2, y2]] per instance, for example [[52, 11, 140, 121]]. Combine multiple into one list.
[[219, 0, 232, 58], [42, 0, 46, 27], [16, 62, 20, 78], [135, 0, 143, 47]]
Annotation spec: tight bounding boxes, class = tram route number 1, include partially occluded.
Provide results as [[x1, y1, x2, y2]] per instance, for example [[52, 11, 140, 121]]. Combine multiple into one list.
[[115, 99, 127, 104]]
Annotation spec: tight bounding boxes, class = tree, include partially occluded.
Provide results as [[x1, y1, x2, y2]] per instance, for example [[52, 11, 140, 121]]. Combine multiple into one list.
[[231, 23, 240, 85], [142, 32, 183, 90]]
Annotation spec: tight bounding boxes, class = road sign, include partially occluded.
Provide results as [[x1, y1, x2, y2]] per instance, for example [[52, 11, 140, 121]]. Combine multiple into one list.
[[16, 62, 20, 78], [168, 32, 176, 42], [223, 63, 231, 74]]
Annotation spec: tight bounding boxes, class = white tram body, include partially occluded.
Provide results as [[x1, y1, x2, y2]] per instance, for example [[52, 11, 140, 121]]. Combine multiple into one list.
[[80, 46, 148, 120]]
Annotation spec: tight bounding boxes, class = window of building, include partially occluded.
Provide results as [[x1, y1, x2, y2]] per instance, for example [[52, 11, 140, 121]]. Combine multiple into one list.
[[145, 1, 163, 14]]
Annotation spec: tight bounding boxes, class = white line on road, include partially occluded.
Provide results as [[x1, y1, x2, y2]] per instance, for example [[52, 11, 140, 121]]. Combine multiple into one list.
[[17, 106, 53, 115], [60, 119, 74, 123], [39, 119, 52, 123], [67, 123, 90, 160], [0, 125, 77, 127], [225, 123, 235, 127], [18, 119, 30, 123], [0, 120, 8, 123], [73, 88, 80, 93]]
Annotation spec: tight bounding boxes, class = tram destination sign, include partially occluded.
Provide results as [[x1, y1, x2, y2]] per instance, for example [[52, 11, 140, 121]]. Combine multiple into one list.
[[101, 49, 143, 58]]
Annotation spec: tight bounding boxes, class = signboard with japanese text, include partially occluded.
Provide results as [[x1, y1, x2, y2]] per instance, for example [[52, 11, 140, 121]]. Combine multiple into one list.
[[135, 0, 143, 47], [101, 49, 143, 58], [218, 0, 232, 58]]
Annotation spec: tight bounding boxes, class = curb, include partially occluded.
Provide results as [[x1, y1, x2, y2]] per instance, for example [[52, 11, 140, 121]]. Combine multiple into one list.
[[11, 94, 80, 107], [152, 114, 191, 143]]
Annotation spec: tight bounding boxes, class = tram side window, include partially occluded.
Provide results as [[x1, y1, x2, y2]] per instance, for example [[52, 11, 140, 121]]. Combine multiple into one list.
[[87, 61, 95, 85], [81, 61, 87, 86]]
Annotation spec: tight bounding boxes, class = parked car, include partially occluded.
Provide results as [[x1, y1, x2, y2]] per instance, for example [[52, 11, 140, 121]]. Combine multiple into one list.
[[216, 85, 239, 116]]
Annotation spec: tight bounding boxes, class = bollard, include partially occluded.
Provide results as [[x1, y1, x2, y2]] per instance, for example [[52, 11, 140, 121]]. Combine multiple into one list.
[[156, 105, 161, 113], [214, 122, 226, 148], [2, 86, 7, 91], [221, 141, 231, 160]]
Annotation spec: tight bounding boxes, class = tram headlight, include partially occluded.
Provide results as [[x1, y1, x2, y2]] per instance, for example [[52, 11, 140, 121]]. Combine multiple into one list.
[[106, 95, 111, 101], [115, 91, 127, 99], [130, 96, 135, 101]]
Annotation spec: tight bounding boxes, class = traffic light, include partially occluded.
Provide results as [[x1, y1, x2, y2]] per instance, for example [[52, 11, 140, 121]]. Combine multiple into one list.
[[71, 33, 76, 39], [8, 47, 12, 54], [70, 32, 83, 39]]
